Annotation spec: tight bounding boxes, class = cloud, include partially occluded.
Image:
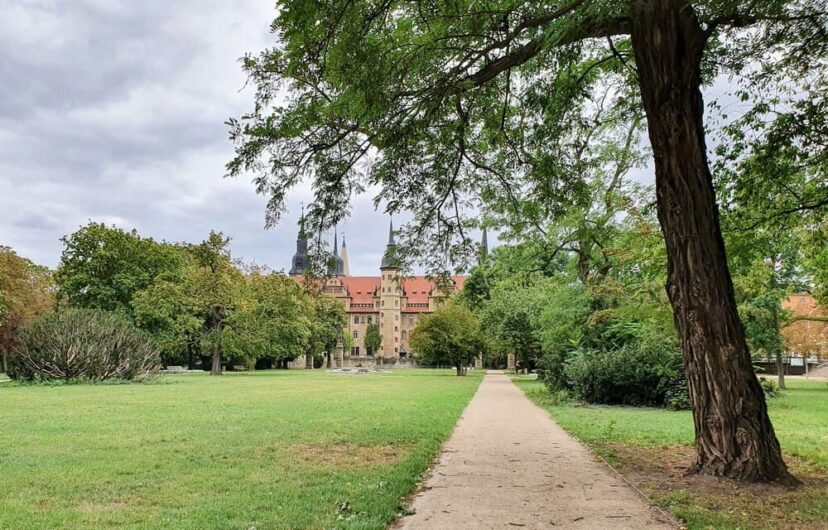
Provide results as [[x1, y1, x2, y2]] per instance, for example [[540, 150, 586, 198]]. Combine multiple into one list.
[[0, 0, 408, 274], [1, 1, 503, 278]]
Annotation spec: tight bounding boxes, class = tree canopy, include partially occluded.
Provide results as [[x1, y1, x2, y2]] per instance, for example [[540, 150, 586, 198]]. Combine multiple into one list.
[[229, 0, 827, 483], [55, 222, 183, 318], [410, 301, 483, 375]]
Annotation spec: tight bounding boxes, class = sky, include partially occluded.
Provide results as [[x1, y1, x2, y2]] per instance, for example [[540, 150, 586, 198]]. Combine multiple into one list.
[[0, 0, 396, 275], [4, 3, 753, 277]]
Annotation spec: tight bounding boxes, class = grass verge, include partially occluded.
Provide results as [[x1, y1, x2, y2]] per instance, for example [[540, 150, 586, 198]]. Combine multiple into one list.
[[0, 369, 482, 529], [513, 376, 828, 530]]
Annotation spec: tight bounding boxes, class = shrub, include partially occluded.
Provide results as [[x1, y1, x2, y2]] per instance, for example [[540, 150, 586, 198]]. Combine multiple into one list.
[[758, 377, 782, 398], [563, 334, 686, 408], [9, 308, 160, 382]]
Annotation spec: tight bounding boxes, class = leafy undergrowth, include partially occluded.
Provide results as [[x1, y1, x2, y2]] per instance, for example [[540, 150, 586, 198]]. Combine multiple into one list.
[[0, 369, 482, 529], [514, 376, 828, 530]]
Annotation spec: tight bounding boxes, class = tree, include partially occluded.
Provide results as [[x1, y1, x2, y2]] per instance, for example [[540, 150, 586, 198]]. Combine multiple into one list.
[[410, 302, 482, 376], [480, 280, 545, 373], [55, 222, 183, 318], [229, 0, 827, 483], [306, 293, 347, 368], [717, 144, 823, 390], [228, 272, 314, 368], [133, 232, 244, 375], [364, 323, 382, 358], [0, 247, 54, 372]]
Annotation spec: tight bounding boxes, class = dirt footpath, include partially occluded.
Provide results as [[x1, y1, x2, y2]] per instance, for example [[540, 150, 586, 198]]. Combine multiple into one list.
[[393, 372, 675, 529]]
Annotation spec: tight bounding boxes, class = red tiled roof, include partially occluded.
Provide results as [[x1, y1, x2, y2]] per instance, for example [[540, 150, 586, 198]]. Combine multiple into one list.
[[292, 274, 467, 310], [341, 276, 380, 304]]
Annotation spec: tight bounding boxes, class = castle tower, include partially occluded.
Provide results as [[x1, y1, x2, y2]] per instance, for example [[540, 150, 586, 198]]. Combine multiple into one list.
[[340, 234, 350, 276], [289, 209, 308, 276], [379, 220, 401, 360]]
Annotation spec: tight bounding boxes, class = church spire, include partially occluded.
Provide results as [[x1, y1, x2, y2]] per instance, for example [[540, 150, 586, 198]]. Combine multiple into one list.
[[480, 226, 489, 262], [329, 224, 345, 276], [341, 233, 350, 276], [381, 218, 400, 269], [289, 205, 309, 275]]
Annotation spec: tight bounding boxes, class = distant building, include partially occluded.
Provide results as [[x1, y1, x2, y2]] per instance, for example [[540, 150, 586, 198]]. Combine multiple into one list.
[[289, 218, 480, 361], [782, 292, 828, 359]]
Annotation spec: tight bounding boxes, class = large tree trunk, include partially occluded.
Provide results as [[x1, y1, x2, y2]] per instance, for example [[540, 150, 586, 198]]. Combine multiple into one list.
[[630, 0, 794, 484]]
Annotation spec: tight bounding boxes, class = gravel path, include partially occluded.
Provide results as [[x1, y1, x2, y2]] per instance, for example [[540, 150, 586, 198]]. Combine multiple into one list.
[[393, 372, 675, 529]]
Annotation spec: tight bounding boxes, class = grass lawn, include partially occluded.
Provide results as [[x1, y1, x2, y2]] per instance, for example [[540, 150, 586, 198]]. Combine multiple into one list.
[[0, 369, 482, 529], [514, 376, 828, 530]]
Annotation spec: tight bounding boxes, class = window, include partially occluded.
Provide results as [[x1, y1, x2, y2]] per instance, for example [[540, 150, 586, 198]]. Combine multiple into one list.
[[394, 326, 398, 332], [350, 346, 360, 356], [361, 316, 366, 324], [395, 314, 399, 321], [366, 346, 374, 356], [354, 316, 359, 324], [353, 331, 358, 339], [368, 316, 373, 324]]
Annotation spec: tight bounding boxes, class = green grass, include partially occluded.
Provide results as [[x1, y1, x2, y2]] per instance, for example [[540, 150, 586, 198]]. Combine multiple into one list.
[[514, 376, 828, 529], [0, 369, 482, 529], [513, 377, 828, 470]]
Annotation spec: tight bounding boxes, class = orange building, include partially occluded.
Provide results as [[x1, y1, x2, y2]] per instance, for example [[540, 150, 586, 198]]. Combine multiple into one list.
[[782, 292, 828, 359]]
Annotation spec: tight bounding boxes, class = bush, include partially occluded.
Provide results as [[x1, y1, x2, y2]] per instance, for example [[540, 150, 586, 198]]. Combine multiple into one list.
[[562, 335, 686, 408], [758, 376, 782, 398], [9, 308, 160, 382]]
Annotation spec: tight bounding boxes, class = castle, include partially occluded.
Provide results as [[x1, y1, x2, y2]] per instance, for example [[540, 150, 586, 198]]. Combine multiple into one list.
[[288, 217, 483, 362]]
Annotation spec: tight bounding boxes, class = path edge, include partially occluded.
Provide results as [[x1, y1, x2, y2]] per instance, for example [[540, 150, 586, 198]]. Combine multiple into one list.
[[387, 373, 488, 529]]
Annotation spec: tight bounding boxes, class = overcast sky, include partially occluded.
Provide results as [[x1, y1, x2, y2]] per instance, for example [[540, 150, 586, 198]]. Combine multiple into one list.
[[0, 0, 399, 275]]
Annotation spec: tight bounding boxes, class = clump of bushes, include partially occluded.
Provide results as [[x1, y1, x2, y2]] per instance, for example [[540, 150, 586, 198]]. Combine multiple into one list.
[[9, 308, 160, 382], [563, 343, 686, 408], [539, 318, 690, 409]]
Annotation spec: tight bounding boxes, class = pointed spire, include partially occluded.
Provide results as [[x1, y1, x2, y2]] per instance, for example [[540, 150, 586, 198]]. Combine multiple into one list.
[[340, 232, 350, 276], [333, 225, 339, 254], [381, 217, 400, 269], [299, 203, 306, 239], [289, 204, 309, 275], [481, 227, 489, 261]]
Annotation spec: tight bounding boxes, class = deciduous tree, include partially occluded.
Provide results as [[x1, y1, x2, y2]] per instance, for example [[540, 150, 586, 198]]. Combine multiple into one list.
[[229, 0, 827, 483], [0, 247, 54, 372], [55, 223, 183, 318], [364, 322, 382, 358], [411, 302, 482, 376]]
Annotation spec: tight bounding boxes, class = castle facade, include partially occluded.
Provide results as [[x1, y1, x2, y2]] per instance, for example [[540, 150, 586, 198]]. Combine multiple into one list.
[[289, 219, 471, 361]]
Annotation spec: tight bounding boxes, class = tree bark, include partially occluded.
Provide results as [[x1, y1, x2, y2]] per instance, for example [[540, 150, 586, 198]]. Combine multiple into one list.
[[775, 351, 786, 390], [211, 349, 222, 375], [630, 0, 795, 484]]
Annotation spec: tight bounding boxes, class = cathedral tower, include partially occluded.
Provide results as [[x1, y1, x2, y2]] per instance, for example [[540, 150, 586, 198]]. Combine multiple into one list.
[[289, 210, 308, 276]]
